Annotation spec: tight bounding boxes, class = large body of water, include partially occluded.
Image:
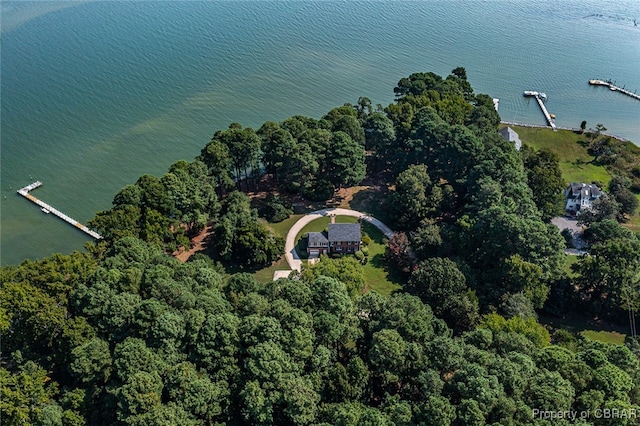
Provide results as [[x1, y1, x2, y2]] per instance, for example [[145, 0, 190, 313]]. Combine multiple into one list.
[[2, 1, 639, 265]]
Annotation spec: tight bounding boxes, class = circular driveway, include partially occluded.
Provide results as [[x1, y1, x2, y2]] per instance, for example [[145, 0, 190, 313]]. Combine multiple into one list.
[[283, 208, 394, 272]]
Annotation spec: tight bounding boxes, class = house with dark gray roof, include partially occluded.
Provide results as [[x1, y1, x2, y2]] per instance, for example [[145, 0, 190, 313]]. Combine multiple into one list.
[[328, 223, 361, 253], [499, 126, 522, 151], [306, 215, 362, 257], [564, 182, 602, 215], [307, 232, 329, 256]]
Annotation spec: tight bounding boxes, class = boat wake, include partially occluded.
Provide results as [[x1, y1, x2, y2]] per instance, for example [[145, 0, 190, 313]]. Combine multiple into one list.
[[583, 13, 639, 27]]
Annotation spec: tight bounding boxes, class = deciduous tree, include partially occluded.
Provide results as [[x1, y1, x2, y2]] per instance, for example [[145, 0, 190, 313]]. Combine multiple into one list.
[[521, 147, 565, 220], [392, 164, 442, 230]]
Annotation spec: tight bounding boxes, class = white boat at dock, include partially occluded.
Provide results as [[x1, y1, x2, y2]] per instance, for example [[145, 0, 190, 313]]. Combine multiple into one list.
[[589, 79, 640, 100], [523, 90, 547, 101], [523, 90, 556, 130]]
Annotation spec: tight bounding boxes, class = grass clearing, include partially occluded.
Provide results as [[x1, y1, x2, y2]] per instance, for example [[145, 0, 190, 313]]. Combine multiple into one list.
[[562, 255, 580, 278], [254, 257, 290, 283], [254, 214, 305, 283], [580, 330, 626, 345], [622, 194, 640, 232], [360, 222, 402, 296], [540, 313, 628, 346], [508, 125, 612, 185], [264, 214, 305, 239]]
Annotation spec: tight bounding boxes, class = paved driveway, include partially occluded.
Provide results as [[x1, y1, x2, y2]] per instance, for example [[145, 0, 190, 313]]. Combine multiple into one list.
[[551, 216, 587, 251], [283, 208, 394, 272]]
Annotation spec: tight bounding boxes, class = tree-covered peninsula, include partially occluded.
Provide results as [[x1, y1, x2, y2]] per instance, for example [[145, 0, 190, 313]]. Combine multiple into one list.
[[2, 69, 639, 425]]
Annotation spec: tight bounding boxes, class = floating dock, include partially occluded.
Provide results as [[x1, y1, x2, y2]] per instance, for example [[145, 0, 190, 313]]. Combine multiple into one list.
[[17, 181, 102, 239], [523, 91, 557, 131], [589, 79, 640, 101]]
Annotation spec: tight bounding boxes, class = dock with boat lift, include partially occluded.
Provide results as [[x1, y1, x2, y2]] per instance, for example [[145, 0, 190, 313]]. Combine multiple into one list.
[[17, 181, 102, 239], [523, 90, 557, 131], [589, 79, 640, 101]]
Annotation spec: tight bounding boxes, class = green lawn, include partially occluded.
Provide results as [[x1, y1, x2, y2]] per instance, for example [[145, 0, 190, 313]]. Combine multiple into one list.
[[580, 330, 626, 345], [254, 214, 305, 283], [254, 257, 290, 283], [562, 254, 580, 278], [540, 313, 628, 346], [359, 221, 402, 297], [507, 125, 612, 185], [264, 214, 305, 239]]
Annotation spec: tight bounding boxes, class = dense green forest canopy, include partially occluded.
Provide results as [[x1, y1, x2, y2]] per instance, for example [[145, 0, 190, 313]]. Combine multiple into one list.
[[2, 69, 639, 425]]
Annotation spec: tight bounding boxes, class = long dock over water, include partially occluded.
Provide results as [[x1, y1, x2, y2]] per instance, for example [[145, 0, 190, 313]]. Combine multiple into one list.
[[523, 91, 557, 131], [589, 79, 640, 101], [17, 181, 102, 239]]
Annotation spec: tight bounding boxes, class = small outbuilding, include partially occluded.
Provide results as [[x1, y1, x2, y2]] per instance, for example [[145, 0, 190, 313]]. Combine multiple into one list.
[[499, 126, 522, 151]]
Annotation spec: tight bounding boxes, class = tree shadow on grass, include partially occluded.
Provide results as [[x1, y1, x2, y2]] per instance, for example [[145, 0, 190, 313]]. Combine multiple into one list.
[[368, 253, 405, 296], [295, 235, 309, 260], [369, 253, 386, 268], [350, 187, 394, 225]]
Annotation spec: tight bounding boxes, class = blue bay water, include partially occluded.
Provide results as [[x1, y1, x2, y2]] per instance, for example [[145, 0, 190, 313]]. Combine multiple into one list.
[[2, 1, 639, 265]]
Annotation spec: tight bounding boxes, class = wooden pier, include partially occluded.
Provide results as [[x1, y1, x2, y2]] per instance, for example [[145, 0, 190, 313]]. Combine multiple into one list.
[[523, 90, 557, 131], [17, 181, 102, 239], [589, 79, 640, 101]]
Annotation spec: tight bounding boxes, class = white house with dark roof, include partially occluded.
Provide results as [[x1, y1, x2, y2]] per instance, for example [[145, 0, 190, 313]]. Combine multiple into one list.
[[499, 126, 522, 151], [306, 215, 362, 257], [564, 182, 602, 215]]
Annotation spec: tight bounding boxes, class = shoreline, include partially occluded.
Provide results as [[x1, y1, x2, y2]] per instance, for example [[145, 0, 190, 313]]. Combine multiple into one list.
[[500, 121, 631, 143]]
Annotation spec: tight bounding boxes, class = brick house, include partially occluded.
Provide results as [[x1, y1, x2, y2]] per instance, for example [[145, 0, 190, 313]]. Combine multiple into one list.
[[307, 215, 362, 257]]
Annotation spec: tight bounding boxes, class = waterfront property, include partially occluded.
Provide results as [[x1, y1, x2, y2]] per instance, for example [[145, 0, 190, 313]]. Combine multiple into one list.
[[564, 182, 602, 216]]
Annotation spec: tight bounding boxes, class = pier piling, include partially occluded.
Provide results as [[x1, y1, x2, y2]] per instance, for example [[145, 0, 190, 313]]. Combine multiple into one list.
[[589, 79, 640, 101]]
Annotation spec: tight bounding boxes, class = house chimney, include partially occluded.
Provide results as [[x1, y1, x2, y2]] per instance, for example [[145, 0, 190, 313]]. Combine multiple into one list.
[[330, 214, 335, 224]]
